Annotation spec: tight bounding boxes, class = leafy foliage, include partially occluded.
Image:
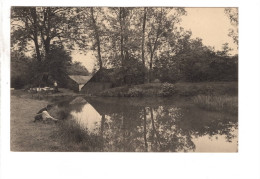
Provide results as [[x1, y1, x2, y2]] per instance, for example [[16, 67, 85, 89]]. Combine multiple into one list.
[[11, 7, 77, 61], [11, 52, 32, 89], [154, 38, 238, 82], [158, 83, 176, 97], [225, 8, 238, 45], [11, 7, 238, 89]]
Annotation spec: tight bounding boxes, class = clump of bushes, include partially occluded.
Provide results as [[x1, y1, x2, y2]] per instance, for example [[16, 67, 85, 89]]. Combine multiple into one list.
[[126, 88, 143, 97], [99, 82, 237, 98], [158, 83, 176, 97], [193, 95, 238, 114], [100, 82, 177, 97], [100, 86, 144, 97]]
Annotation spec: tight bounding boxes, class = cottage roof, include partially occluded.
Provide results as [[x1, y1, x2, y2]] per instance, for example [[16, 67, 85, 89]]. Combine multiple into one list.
[[68, 75, 92, 85]]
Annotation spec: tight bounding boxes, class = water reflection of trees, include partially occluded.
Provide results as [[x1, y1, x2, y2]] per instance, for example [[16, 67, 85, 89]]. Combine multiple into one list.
[[177, 108, 238, 143], [95, 101, 237, 152], [57, 97, 238, 152], [148, 106, 196, 152]]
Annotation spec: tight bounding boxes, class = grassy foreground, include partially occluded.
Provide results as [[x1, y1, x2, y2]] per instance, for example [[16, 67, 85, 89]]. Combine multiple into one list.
[[11, 95, 100, 151], [11, 96, 62, 151]]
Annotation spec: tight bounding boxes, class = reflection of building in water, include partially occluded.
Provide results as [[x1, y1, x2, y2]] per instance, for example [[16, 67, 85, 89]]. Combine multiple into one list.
[[70, 103, 102, 134], [70, 97, 87, 104]]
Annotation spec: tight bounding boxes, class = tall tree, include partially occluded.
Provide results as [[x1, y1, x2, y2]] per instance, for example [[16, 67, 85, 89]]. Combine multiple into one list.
[[104, 7, 141, 84], [11, 7, 42, 61], [145, 7, 186, 82], [11, 7, 76, 61]]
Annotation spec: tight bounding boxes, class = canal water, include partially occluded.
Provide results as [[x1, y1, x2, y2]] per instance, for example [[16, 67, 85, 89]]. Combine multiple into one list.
[[50, 96, 238, 152]]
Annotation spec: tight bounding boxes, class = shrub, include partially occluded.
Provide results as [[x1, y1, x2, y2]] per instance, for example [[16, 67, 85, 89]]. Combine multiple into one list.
[[158, 83, 176, 97], [127, 88, 143, 97]]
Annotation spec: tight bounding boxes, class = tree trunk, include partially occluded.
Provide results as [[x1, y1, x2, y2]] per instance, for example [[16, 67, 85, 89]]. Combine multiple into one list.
[[91, 7, 103, 70], [30, 8, 41, 62], [141, 7, 147, 83], [148, 52, 154, 83], [119, 7, 124, 67], [44, 38, 50, 56], [147, 8, 163, 83], [40, 7, 51, 60], [33, 36, 42, 62]]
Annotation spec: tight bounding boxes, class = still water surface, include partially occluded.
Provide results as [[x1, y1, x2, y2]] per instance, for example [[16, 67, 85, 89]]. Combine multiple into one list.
[[53, 96, 238, 152]]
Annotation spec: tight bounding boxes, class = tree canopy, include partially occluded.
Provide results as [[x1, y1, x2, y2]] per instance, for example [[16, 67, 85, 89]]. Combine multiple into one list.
[[11, 7, 238, 88]]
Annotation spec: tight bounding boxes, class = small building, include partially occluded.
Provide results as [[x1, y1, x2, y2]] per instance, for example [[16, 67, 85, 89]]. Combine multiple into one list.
[[67, 75, 92, 92], [80, 68, 113, 94]]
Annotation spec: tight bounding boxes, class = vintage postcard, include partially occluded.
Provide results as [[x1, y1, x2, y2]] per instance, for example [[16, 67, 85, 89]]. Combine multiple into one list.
[[10, 7, 238, 152], [2, 1, 260, 179]]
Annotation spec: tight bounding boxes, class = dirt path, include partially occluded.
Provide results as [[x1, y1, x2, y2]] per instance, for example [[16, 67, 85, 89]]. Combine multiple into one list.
[[11, 95, 62, 151]]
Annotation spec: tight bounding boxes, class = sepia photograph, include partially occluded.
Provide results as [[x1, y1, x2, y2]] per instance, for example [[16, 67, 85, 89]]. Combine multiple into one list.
[[3, 0, 260, 177], [10, 7, 239, 152]]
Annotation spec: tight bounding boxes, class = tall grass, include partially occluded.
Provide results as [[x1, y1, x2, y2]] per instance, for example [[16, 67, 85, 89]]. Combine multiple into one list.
[[193, 95, 238, 114], [56, 118, 103, 151]]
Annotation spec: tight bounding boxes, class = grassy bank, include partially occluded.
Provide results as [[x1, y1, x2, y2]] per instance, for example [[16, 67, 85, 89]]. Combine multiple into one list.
[[11, 88, 82, 100], [99, 82, 238, 97], [55, 119, 103, 151], [11, 94, 101, 151], [11, 94, 86, 151], [11, 96, 62, 151], [193, 95, 238, 114]]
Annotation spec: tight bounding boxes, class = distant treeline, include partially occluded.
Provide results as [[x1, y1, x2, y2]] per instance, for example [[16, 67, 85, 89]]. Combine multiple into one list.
[[152, 40, 238, 83], [11, 7, 238, 88]]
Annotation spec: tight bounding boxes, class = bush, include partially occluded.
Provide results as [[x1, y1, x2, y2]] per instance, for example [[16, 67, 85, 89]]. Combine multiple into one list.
[[11, 76, 27, 89], [126, 88, 143, 97], [158, 83, 176, 97]]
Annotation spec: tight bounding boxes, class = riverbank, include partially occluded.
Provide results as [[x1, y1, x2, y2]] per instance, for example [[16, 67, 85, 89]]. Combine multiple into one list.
[[11, 88, 82, 99], [10, 82, 238, 151], [11, 95, 99, 151], [99, 82, 238, 97], [12, 82, 238, 98], [11, 95, 62, 151]]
